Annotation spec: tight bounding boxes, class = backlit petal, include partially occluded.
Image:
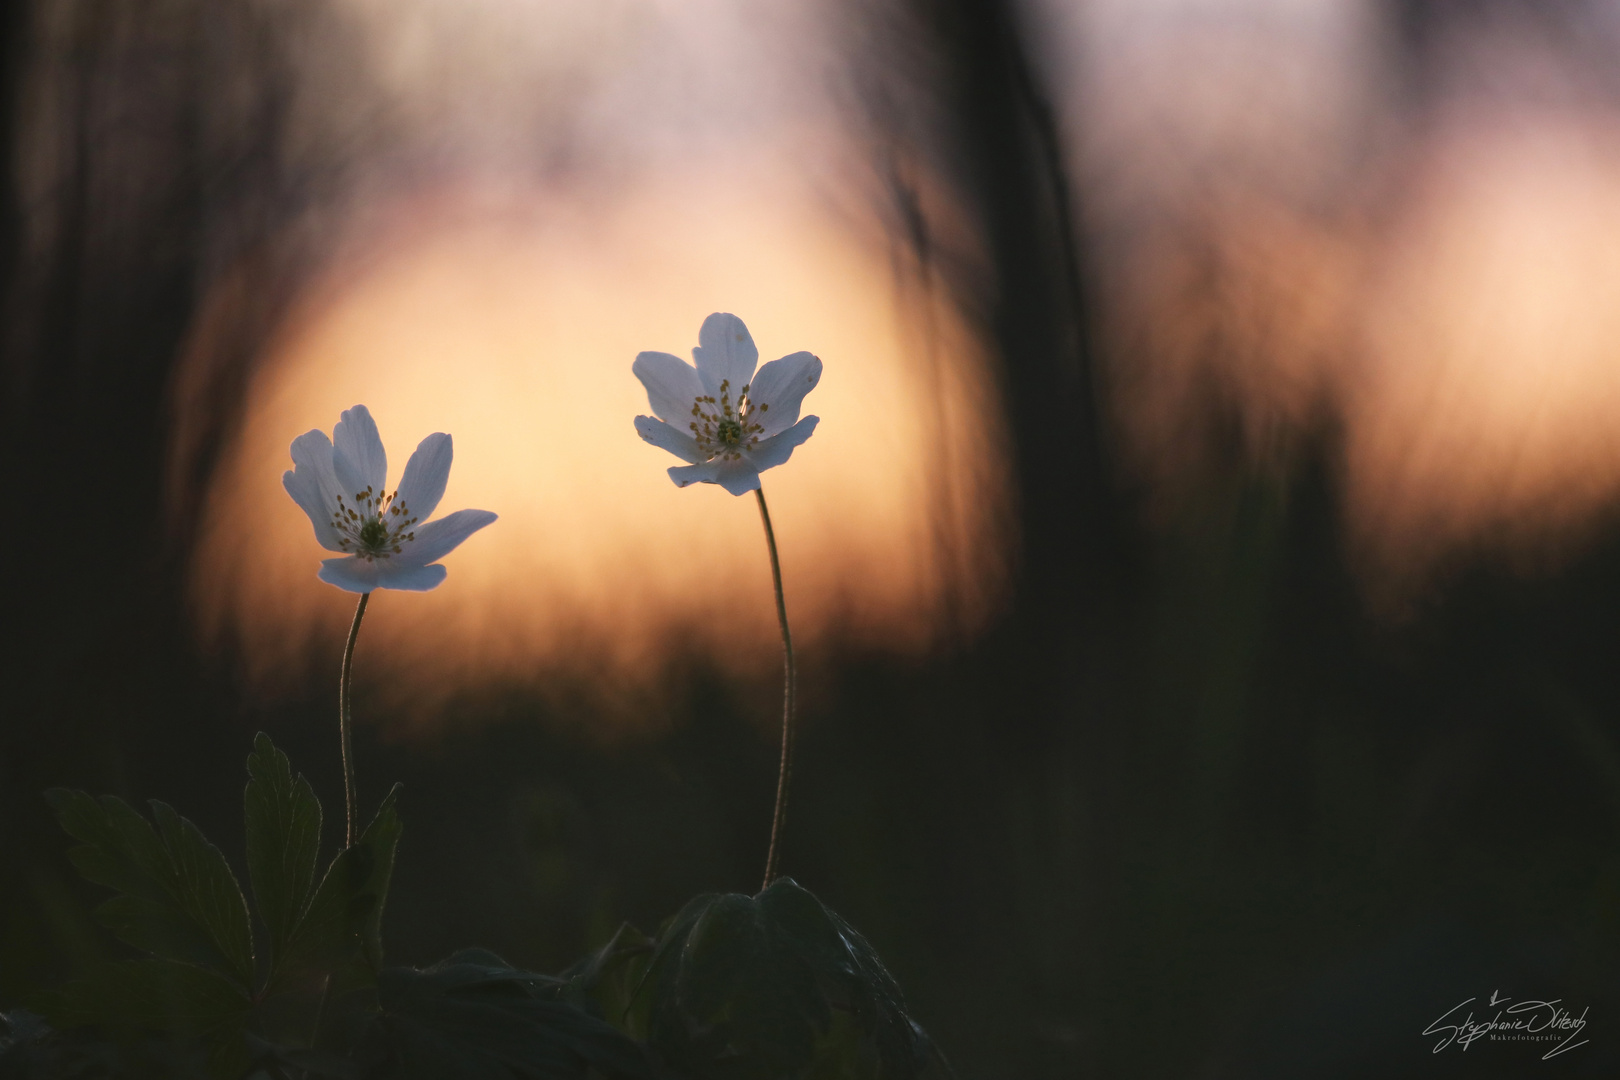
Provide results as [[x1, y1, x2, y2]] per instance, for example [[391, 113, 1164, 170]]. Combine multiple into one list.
[[633, 352, 705, 426], [284, 429, 346, 551], [395, 432, 452, 522], [317, 555, 381, 593], [667, 456, 762, 495], [371, 562, 448, 592], [713, 456, 764, 496], [333, 404, 387, 501], [667, 460, 722, 489], [635, 415, 709, 464], [396, 508, 497, 567], [747, 351, 821, 438], [692, 313, 759, 402], [320, 556, 449, 592], [746, 415, 818, 473]]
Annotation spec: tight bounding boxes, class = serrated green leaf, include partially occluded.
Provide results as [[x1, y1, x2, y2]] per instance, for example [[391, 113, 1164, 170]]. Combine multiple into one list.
[[635, 892, 714, 1003], [278, 855, 351, 982], [244, 732, 323, 979], [148, 802, 255, 988], [762, 881, 917, 1075], [640, 893, 821, 1079], [45, 790, 254, 989], [633, 880, 936, 1080], [555, 924, 655, 1036], [350, 783, 402, 970], [280, 784, 402, 985], [676, 895, 774, 1017], [757, 880, 853, 975], [47, 790, 173, 904], [361, 951, 660, 1080], [92, 895, 241, 975], [820, 905, 918, 1077]]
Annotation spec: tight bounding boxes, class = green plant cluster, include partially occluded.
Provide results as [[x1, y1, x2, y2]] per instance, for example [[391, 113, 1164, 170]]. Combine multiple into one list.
[[0, 735, 949, 1080]]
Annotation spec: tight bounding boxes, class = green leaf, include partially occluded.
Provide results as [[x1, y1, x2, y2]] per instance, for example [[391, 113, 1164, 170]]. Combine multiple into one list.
[[280, 784, 402, 984], [555, 923, 655, 1036], [350, 783, 403, 970], [149, 802, 255, 988], [91, 895, 241, 978], [633, 879, 937, 1080], [45, 790, 255, 990], [359, 950, 661, 1079], [756, 881, 860, 977], [244, 732, 323, 977], [47, 789, 178, 904], [761, 883, 917, 1074]]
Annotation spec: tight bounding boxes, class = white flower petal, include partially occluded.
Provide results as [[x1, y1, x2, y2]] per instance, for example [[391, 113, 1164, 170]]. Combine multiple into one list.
[[333, 404, 387, 501], [317, 556, 448, 592], [667, 460, 722, 489], [714, 456, 764, 495], [692, 312, 759, 401], [632, 352, 705, 426], [317, 556, 381, 593], [746, 415, 818, 473], [373, 562, 448, 592], [396, 508, 497, 567], [634, 415, 709, 464], [668, 456, 762, 495], [284, 430, 346, 551], [395, 432, 452, 522], [283, 469, 339, 551], [747, 351, 821, 438]]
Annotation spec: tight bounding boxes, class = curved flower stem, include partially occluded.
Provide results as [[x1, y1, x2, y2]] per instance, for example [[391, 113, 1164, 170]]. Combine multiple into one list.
[[755, 487, 795, 891], [340, 592, 371, 848]]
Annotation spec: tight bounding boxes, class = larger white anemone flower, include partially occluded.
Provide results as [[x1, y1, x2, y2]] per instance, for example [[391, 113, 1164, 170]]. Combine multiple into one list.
[[632, 312, 821, 496], [282, 405, 497, 593]]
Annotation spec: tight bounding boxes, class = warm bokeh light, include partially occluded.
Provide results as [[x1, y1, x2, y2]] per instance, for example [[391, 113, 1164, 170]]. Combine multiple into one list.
[[1348, 111, 1620, 592], [1032, 0, 1620, 596], [190, 149, 1006, 719], [1029, 0, 1382, 481], [189, 0, 1620, 684]]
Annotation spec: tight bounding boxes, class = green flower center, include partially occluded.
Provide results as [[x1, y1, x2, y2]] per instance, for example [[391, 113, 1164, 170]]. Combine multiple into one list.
[[358, 516, 390, 549], [330, 486, 419, 561], [688, 379, 766, 462]]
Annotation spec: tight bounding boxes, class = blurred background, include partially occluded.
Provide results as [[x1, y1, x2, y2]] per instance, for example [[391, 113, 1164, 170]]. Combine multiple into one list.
[[3, 0, 1620, 1076]]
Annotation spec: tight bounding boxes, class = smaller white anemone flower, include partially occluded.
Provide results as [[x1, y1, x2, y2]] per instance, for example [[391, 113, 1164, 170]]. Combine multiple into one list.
[[632, 312, 821, 496], [283, 404, 497, 593]]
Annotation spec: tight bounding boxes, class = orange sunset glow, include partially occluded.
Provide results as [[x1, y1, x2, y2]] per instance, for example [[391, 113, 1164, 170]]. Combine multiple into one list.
[[187, 0, 1620, 709], [1347, 110, 1620, 589], [190, 150, 1007, 716], [1032, 0, 1620, 598]]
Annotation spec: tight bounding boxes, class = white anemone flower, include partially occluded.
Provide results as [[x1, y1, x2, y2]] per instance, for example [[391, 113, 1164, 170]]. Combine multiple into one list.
[[282, 404, 497, 593], [632, 312, 822, 496]]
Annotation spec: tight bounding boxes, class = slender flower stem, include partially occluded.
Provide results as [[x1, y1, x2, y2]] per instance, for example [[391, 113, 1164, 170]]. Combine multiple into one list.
[[755, 487, 795, 891], [340, 592, 371, 848]]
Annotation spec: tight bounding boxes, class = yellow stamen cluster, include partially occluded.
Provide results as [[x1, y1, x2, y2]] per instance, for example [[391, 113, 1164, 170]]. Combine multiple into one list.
[[330, 485, 419, 561], [689, 378, 769, 461]]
